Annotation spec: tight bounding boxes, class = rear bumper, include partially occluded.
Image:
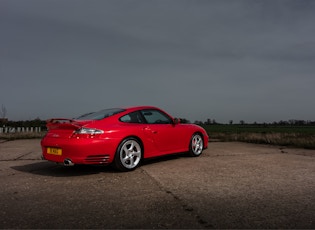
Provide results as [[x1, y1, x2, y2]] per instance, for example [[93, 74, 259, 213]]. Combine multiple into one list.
[[41, 137, 119, 165]]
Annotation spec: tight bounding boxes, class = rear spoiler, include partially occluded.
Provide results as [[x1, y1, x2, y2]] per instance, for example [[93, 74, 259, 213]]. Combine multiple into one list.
[[47, 118, 75, 124], [46, 118, 82, 130]]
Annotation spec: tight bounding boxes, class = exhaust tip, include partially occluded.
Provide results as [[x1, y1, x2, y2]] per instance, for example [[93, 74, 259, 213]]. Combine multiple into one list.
[[64, 158, 74, 166]]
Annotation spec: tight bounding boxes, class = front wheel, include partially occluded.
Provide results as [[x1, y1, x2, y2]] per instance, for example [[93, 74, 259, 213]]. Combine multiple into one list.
[[114, 138, 142, 171], [188, 133, 204, 157]]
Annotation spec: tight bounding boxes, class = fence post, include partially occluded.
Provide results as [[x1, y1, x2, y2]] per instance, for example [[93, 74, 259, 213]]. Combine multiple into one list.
[[0, 126, 43, 134]]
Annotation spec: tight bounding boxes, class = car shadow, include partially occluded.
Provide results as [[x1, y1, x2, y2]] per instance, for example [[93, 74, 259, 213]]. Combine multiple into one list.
[[11, 161, 117, 177], [141, 152, 188, 166], [11, 152, 190, 177]]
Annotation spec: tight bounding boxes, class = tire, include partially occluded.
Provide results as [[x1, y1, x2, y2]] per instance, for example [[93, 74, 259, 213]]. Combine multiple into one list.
[[114, 138, 142, 171], [188, 133, 204, 157]]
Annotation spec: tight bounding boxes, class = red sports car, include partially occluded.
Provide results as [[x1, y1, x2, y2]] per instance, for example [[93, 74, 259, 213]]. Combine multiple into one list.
[[41, 106, 209, 171]]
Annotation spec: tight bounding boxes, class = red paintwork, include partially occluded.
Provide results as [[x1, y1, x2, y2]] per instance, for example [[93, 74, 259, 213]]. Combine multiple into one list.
[[41, 106, 208, 165]]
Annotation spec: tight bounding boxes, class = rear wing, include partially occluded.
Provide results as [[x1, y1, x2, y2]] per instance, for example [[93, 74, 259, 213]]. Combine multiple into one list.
[[46, 118, 82, 130]]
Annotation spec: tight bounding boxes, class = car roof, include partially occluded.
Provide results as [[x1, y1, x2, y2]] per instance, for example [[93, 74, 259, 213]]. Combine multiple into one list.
[[123, 106, 161, 111]]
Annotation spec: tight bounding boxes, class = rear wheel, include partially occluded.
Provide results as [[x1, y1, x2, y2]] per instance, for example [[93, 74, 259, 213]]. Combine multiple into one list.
[[114, 138, 142, 171], [188, 133, 204, 157]]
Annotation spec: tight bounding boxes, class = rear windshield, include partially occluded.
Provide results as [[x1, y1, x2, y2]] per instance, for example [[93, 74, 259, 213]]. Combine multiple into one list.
[[75, 108, 125, 120]]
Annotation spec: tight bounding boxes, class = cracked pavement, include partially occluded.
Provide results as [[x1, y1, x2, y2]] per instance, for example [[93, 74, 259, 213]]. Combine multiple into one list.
[[0, 139, 314, 228]]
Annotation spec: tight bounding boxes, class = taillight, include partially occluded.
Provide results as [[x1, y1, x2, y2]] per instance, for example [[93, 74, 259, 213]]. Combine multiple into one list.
[[75, 128, 104, 135], [72, 128, 104, 138]]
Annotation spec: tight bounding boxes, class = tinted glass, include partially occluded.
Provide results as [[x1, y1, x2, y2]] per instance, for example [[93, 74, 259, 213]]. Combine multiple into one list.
[[141, 110, 172, 124], [76, 108, 125, 120], [120, 111, 144, 123]]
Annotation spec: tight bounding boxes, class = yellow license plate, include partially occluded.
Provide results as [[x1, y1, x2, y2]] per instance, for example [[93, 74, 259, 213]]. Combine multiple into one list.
[[47, 147, 62, 155]]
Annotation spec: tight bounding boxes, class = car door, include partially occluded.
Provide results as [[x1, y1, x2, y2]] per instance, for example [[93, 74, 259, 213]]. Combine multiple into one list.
[[141, 109, 181, 155]]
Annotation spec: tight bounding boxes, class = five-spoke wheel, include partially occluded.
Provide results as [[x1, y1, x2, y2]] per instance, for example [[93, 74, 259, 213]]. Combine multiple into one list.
[[189, 133, 204, 157], [114, 138, 142, 171]]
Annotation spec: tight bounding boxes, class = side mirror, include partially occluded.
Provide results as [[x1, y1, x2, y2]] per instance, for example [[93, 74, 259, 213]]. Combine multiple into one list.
[[173, 118, 181, 124]]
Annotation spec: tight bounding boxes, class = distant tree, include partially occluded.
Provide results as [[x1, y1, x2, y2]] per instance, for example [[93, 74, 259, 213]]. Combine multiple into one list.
[[204, 118, 219, 125], [31, 117, 43, 127], [278, 120, 288, 126], [229, 120, 233, 125], [297, 120, 306, 126], [239, 120, 245, 125], [178, 118, 190, 124], [194, 120, 204, 125], [206, 118, 212, 125]]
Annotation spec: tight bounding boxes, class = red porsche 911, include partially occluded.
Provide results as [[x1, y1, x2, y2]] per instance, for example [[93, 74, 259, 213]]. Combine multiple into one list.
[[41, 106, 208, 171]]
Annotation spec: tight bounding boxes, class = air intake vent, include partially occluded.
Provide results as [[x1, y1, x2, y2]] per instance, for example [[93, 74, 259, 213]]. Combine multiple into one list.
[[85, 155, 110, 164]]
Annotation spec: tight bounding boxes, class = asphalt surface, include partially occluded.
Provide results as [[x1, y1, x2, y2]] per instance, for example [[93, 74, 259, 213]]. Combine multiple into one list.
[[0, 139, 314, 229]]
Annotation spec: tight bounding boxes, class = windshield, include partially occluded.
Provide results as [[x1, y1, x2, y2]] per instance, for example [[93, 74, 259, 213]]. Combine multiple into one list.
[[75, 108, 125, 120]]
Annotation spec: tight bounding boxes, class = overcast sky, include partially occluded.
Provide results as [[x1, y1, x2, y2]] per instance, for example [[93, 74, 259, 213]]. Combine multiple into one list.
[[1, 0, 315, 123]]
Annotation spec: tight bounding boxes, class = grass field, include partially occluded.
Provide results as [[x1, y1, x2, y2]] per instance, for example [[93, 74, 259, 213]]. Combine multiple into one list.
[[203, 124, 315, 149]]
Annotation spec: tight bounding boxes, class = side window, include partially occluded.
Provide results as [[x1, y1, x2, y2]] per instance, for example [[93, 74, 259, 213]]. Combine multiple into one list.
[[119, 111, 144, 123], [141, 110, 172, 124]]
